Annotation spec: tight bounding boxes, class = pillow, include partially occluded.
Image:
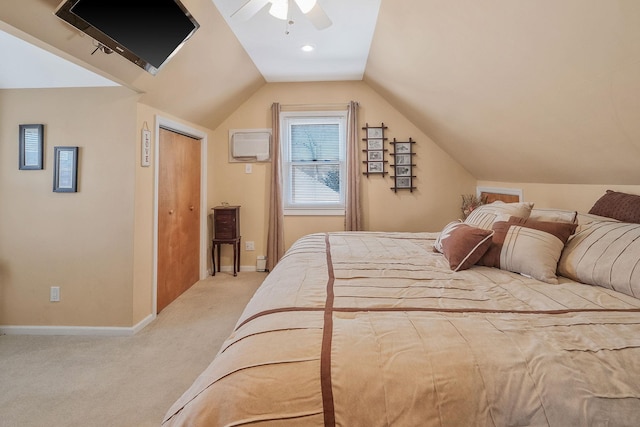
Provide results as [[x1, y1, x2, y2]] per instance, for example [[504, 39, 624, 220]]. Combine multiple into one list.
[[464, 201, 534, 230], [576, 211, 620, 225], [478, 216, 578, 284], [438, 223, 494, 271], [529, 208, 577, 224], [433, 220, 462, 253], [588, 190, 640, 223], [558, 221, 640, 298]]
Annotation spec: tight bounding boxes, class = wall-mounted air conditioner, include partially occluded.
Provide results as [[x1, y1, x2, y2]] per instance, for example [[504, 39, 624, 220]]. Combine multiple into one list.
[[228, 129, 271, 163]]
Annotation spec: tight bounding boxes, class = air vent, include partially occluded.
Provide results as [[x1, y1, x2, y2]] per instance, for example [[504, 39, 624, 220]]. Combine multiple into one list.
[[229, 129, 271, 162]]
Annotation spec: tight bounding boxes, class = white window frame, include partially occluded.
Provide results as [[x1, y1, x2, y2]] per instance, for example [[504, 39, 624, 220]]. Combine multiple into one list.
[[281, 110, 347, 216]]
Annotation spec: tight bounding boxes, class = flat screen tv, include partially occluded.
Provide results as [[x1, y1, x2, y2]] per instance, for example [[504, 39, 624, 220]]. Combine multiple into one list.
[[54, 0, 200, 75]]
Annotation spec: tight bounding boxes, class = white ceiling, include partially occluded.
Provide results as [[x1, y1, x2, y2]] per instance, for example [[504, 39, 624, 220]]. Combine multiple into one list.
[[211, 0, 381, 82], [2, 0, 638, 185], [0, 27, 118, 89], [0, 0, 380, 88]]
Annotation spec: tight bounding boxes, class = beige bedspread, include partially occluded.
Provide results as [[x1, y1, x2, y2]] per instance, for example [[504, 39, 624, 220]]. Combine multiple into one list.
[[163, 232, 640, 426]]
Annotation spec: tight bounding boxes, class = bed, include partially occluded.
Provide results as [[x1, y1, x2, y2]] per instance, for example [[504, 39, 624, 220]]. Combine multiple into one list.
[[163, 191, 640, 426]]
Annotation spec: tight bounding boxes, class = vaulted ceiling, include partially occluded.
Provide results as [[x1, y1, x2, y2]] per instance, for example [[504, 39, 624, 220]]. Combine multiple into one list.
[[1, 0, 639, 185]]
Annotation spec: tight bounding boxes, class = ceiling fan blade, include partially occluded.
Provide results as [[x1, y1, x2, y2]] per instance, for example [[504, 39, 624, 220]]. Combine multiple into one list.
[[305, 3, 332, 30], [231, 0, 271, 21]]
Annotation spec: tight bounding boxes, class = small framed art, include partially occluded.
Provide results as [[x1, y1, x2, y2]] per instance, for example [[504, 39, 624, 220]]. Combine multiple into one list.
[[362, 122, 389, 177], [367, 150, 383, 161], [367, 139, 383, 150], [53, 146, 78, 193], [19, 124, 44, 170], [395, 154, 411, 165], [394, 142, 411, 153], [396, 166, 411, 176], [368, 162, 384, 173], [366, 127, 383, 139], [396, 177, 412, 188], [390, 137, 417, 192]]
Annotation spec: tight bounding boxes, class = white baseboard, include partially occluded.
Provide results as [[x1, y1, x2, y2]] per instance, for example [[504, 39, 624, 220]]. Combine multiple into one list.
[[216, 265, 258, 273], [0, 314, 155, 337]]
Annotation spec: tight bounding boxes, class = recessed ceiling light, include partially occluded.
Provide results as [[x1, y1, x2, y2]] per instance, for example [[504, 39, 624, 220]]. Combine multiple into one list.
[[301, 44, 315, 52]]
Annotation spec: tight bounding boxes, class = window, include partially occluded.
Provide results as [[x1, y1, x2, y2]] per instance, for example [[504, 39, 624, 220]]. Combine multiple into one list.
[[281, 111, 347, 215]]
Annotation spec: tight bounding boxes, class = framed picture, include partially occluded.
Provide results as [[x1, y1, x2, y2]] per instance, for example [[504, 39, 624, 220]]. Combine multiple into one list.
[[366, 127, 383, 139], [19, 124, 44, 170], [396, 166, 411, 176], [367, 139, 383, 150], [53, 146, 78, 193], [396, 177, 412, 188], [394, 142, 411, 153], [368, 162, 384, 173], [367, 150, 383, 161], [396, 154, 411, 165]]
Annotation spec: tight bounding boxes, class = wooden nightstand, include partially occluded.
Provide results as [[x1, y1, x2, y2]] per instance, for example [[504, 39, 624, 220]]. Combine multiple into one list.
[[212, 206, 241, 276]]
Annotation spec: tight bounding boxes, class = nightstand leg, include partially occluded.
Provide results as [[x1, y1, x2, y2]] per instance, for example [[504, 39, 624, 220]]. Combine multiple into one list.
[[237, 238, 241, 276], [217, 244, 221, 273], [212, 244, 216, 276]]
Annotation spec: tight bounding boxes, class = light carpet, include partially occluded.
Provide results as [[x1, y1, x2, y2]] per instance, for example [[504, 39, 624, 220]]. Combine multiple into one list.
[[0, 272, 266, 427]]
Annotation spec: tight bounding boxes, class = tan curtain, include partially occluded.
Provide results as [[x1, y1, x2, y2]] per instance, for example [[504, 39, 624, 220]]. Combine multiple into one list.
[[266, 103, 285, 271], [345, 101, 362, 231]]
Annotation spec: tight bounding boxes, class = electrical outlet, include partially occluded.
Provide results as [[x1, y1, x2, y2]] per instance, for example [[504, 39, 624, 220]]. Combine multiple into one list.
[[245, 241, 255, 251], [245, 163, 252, 174], [50, 286, 60, 302]]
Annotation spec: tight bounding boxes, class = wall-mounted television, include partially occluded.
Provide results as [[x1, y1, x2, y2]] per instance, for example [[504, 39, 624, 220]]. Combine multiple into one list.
[[54, 0, 200, 75]]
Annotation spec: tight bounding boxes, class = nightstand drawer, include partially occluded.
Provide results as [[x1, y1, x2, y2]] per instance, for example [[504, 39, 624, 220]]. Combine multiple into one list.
[[212, 206, 240, 240]]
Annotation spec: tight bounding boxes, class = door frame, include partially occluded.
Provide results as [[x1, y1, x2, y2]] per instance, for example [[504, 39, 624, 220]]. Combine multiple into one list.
[[152, 116, 208, 315]]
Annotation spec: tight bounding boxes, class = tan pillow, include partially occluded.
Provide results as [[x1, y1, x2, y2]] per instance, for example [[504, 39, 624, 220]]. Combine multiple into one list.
[[478, 216, 577, 284], [558, 221, 640, 298], [464, 201, 534, 230], [588, 190, 640, 224], [529, 208, 577, 224], [439, 223, 494, 271], [576, 211, 620, 225]]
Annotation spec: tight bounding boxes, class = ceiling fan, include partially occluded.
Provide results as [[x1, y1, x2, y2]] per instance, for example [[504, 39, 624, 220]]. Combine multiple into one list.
[[232, 0, 333, 31]]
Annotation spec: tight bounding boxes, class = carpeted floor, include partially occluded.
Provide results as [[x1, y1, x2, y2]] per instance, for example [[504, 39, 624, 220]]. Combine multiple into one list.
[[0, 272, 266, 427]]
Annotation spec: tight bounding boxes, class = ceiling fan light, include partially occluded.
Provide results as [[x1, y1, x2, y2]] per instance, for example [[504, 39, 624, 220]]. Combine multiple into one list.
[[295, 0, 317, 14], [268, 0, 288, 20]]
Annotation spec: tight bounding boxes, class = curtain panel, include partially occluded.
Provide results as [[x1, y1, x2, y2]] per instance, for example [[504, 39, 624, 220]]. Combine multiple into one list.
[[345, 101, 362, 231], [266, 103, 285, 271]]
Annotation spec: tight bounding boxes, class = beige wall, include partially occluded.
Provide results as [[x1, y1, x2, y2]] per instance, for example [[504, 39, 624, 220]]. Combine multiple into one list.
[[0, 88, 215, 328], [477, 181, 640, 213], [211, 81, 477, 266], [3, 82, 636, 330], [0, 87, 139, 327]]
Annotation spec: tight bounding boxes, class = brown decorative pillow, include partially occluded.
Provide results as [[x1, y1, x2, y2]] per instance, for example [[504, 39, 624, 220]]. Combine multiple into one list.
[[433, 220, 462, 253], [478, 216, 577, 284], [439, 223, 494, 271], [588, 190, 640, 224]]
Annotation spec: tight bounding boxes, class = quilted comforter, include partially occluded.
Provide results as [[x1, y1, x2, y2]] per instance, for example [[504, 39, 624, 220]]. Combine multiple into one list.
[[163, 232, 640, 426]]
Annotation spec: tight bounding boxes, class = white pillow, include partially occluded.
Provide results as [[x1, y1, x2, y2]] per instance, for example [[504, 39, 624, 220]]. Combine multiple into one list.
[[529, 208, 577, 224], [464, 201, 534, 230], [558, 221, 640, 298]]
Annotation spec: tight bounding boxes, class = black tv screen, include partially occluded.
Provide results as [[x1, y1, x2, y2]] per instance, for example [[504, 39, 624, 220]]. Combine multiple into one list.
[[55, 0, 199, 75]]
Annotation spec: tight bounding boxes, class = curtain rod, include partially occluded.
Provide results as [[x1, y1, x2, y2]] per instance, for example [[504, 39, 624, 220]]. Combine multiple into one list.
[[280, 102, 356, 111]]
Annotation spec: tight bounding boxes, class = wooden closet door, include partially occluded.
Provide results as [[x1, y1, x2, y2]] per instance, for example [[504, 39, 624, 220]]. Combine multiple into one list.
[[157, 128, 201, 313]]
